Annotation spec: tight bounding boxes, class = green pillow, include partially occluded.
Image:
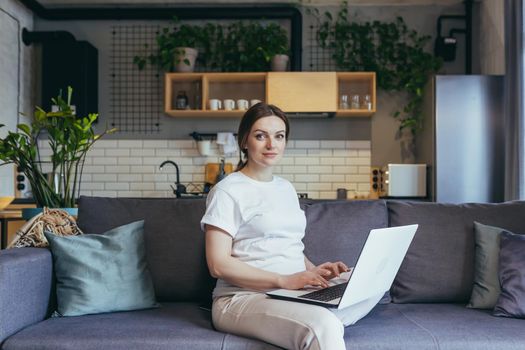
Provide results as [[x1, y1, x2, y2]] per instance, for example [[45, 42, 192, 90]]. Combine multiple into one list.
[[467, 222, 505, 309], [44, 220, 158, 316]]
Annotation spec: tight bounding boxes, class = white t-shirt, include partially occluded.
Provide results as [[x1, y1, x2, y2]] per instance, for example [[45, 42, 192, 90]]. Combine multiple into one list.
[[201, 171, 307, 298]]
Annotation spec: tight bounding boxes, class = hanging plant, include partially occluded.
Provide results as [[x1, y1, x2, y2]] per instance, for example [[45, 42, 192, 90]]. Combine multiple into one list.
[[313, 1, 442, 134]]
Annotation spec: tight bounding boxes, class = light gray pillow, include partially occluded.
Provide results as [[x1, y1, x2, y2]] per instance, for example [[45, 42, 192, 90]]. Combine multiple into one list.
[[467, 222, 505, 309], [44, 220, 158, 317]]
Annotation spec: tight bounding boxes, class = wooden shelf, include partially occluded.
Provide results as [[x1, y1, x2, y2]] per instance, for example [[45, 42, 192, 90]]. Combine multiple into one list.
[[164, 110, 246, 117], [336, 109, 375, 117], [165, 72, 376, 118]]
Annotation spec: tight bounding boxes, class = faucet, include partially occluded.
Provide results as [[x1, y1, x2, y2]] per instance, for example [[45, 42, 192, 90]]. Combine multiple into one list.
[[159, 160, 186, 198]]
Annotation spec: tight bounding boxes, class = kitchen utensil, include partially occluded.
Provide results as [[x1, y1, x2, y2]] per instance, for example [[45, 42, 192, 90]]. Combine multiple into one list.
[[205, 162, 233, 184]]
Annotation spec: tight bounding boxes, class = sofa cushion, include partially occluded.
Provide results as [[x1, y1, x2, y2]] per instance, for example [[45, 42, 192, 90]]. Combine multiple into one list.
[[468, 222, 509, 309], [303, 200, 388, 267], [493, 231, 525, 318], [363, 303, 525, 350], [388, 200, 525, 303], [343, 303, 525, 350], [2, 303, 224, 350], [44, 220, 158, 316], [7, 302, 523, 350], [77, 197, 215, 303]]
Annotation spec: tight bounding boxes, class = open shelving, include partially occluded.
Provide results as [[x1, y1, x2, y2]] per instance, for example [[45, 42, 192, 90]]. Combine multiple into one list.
[[164, 72, 376, 118]]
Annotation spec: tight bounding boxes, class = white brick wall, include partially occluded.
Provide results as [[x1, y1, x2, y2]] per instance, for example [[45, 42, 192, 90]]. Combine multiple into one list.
[[38, 139, 371, 200]]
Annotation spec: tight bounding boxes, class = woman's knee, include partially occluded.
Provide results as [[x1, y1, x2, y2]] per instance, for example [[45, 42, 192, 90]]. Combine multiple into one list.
[[300, 308, 345, 350]]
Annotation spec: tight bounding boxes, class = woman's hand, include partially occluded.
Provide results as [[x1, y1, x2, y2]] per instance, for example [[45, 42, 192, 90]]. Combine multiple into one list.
[[310, 261, 350, 280], [278, 270, 330, 290]]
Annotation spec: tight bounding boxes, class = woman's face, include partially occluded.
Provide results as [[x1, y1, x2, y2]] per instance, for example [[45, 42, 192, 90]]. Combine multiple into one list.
[[244, 115, 287, 170]]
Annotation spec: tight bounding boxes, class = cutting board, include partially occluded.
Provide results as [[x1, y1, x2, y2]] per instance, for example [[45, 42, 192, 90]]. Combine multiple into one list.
[[205, 162, 233, 184]]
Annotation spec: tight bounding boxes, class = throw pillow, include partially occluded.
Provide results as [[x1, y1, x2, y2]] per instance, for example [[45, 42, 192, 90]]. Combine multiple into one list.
[[467, 222, 505, 309], [493, 231, 525, 318], [44, 220, 158, 317]]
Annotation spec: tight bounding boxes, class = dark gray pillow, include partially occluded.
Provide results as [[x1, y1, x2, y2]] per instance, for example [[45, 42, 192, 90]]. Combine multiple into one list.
[[493, 231, 525, 318], [388, 200, 525, 303], [44, 220, 158, 316], [467, 222, 505, 309]]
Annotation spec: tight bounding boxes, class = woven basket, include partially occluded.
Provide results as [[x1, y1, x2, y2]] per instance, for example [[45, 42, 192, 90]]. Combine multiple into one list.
[[8, 207, 83, 248]]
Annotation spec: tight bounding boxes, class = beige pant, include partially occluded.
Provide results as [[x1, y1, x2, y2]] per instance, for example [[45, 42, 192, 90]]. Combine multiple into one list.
[[212, 291, 383, 350]]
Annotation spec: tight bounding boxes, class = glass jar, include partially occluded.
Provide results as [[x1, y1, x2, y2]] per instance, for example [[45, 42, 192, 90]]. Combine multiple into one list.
[[175, 90, 188, 110], [362, 94, 372, 110], [339, 95, 349, 109], [351, 94, 360, 109]]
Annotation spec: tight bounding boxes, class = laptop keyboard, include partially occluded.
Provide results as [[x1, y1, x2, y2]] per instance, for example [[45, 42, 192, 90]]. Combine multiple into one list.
[[299, 282, 348, 302]]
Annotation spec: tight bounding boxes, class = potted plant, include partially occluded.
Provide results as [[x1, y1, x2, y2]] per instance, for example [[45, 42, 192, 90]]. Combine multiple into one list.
[[0, 87, 116, 214], [256, 23, 290, 71], [134, 17, 203, 72]]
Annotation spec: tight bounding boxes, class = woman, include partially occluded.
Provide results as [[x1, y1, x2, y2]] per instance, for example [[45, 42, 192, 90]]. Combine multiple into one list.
[[201, 103, 382, 350]]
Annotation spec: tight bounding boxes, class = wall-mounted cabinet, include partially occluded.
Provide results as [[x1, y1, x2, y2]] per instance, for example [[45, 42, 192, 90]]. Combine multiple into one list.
[[164, 72, 376, 117]]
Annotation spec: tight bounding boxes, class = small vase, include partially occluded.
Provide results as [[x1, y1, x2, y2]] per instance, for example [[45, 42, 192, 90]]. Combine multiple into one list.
[[271, 54, 289, 72], [174, 47, 198, 73]]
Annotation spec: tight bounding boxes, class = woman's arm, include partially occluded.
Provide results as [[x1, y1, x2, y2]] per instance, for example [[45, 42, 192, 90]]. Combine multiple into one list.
[[206, 224, 330, 290]]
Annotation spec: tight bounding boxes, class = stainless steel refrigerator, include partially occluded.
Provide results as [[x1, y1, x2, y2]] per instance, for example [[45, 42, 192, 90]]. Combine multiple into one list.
[[416, 75, 504, 203]]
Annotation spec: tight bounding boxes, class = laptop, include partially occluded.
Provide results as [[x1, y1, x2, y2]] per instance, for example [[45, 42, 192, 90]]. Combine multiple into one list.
[[266, 224, 418, 309]]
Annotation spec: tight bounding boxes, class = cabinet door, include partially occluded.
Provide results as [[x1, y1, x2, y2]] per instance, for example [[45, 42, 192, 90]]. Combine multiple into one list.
[[267, 72, 337, 113]]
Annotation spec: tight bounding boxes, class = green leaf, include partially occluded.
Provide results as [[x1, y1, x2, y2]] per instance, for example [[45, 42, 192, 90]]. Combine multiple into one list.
[[17, 124, 31, 135]]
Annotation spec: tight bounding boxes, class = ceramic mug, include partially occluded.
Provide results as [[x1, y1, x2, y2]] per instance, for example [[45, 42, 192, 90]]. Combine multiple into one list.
[[250, 99, 262, 107], [209, 99, 222, 111], [197, 140, 211, 156], [237, 99, 249, 111], [223, 99, 235, 111]]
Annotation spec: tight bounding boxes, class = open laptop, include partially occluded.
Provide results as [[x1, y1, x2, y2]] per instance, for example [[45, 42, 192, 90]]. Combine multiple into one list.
[[266, 224, 418, 309]]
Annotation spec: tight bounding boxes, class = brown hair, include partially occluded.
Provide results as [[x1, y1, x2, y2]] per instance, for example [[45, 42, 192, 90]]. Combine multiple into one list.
[[236, 103, 290, 171]]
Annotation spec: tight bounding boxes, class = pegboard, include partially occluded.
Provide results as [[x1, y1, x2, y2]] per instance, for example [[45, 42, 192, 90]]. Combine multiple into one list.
[[306, 24, 336, 72], [110, 25, 162, 133]]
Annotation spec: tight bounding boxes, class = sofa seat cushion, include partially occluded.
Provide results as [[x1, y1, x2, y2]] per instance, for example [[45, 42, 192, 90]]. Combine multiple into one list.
[[2, 303, 224, 350], [345, 303, 525, 350], [4, 303, 523, 350]]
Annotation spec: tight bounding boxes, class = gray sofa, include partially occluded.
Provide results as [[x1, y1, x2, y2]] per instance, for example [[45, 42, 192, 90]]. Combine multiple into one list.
[[1, 196, 524, 350]]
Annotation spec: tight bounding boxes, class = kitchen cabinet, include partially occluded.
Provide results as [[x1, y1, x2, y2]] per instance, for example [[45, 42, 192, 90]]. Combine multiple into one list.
[[164, 72, 375, 117]]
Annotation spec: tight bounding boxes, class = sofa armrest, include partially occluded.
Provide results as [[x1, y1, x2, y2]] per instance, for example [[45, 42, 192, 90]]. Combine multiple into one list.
[[0, 248, 54, 344]]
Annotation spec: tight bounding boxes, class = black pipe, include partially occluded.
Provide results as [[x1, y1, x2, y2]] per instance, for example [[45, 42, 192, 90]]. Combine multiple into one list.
[[22, 27, 76, 45], [464, 0, 473, 74], [18, 0, 302, 71]]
